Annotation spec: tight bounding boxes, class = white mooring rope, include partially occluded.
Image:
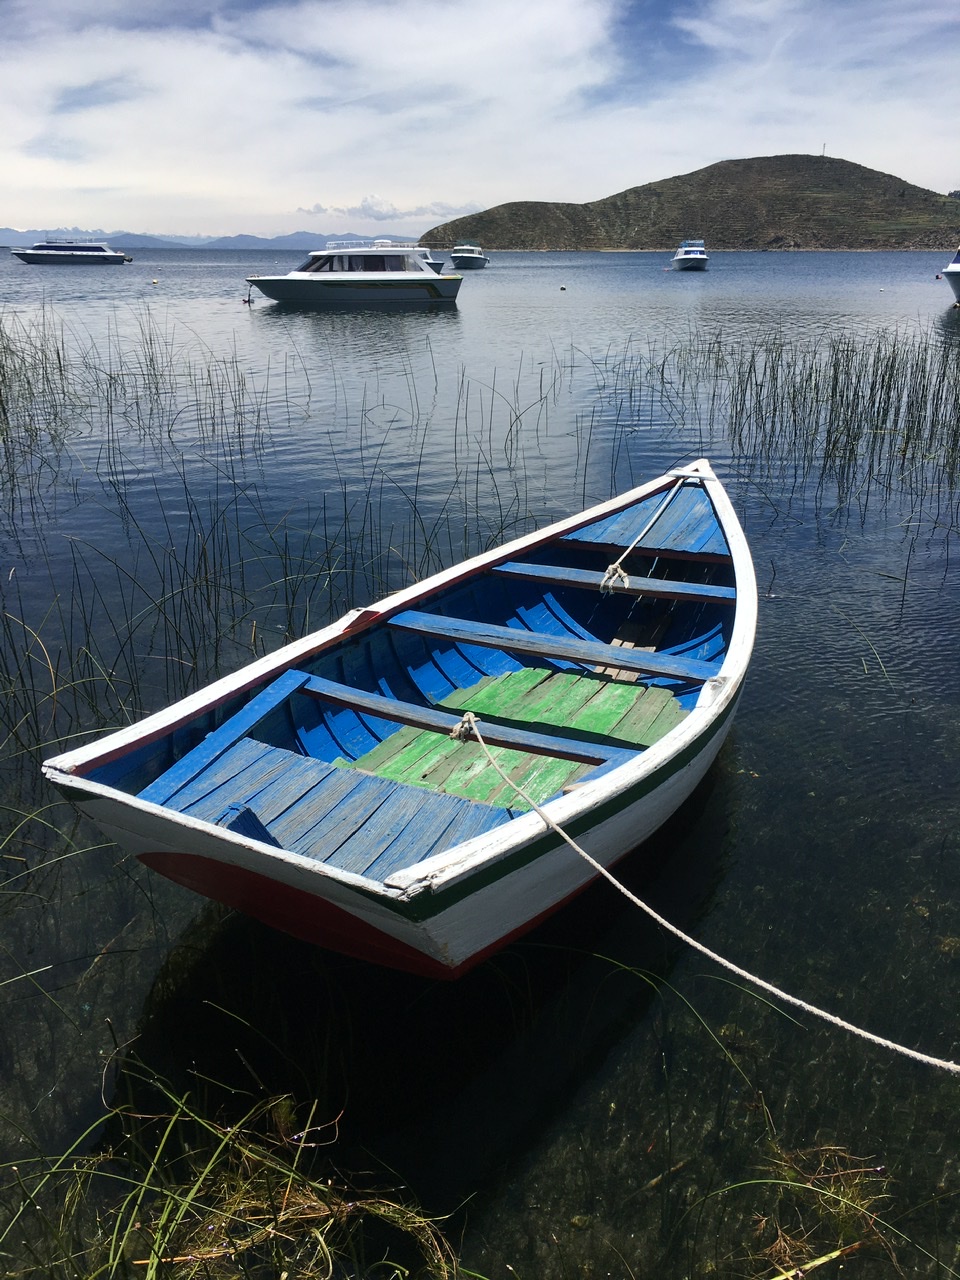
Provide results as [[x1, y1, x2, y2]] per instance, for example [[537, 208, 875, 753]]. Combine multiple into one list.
[[450, 710, 960, 1074], [599, 475, 686, 594]]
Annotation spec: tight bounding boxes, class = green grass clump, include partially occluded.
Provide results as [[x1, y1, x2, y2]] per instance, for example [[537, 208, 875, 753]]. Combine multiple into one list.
[[1, 1071, 463, 1279]]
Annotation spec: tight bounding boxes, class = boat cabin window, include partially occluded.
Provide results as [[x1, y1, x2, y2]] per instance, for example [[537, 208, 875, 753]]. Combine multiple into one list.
[[300, 253, 410, 273]]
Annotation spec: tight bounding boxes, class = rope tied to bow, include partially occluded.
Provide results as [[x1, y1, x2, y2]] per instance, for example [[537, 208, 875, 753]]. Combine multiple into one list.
[[600, 562, 631, 593], [449, 711, 479, 742]]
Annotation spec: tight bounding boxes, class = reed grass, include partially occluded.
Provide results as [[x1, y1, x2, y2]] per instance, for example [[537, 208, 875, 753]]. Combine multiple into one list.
[[0, 1063, 463, 1279], [595, 323, 960, 516]]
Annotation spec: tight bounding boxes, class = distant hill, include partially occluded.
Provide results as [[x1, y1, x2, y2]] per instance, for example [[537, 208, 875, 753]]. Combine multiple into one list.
[[420, 155, 960, 251], [0, 228, 414, 250], [199, 232, 376, 250], [0, 228, 201, 248]]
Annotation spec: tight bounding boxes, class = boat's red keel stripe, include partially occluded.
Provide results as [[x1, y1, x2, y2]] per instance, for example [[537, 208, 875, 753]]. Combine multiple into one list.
[[139, 850, 459, 979]]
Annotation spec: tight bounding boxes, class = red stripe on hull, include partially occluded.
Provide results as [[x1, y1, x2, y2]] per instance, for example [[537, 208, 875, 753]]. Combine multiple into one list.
[[137, 849, 609, 981], [139, 850, 457, 979]]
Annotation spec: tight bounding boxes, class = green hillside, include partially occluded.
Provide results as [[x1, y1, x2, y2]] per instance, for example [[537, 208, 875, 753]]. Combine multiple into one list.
[[422, 155, 960, 251]]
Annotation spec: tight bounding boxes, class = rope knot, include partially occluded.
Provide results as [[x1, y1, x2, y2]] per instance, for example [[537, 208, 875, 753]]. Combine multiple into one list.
[[449, 710, 479, 742], [600, 563, 630, 593]]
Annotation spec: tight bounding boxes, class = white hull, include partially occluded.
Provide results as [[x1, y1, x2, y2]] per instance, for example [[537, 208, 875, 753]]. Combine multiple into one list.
[[450, 244, 489, 270], [12, 249, 129, 264], [66, 682, 737, 972]]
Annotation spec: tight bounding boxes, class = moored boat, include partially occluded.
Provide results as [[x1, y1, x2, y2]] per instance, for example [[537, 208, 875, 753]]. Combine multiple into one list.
[[11, 238, 132, 265], [450, 244, 489, 270], [42, 459, 756, 979], [940, 246, 960, 304], [245, 244, 461, 307], [672, 239, 708, 271]]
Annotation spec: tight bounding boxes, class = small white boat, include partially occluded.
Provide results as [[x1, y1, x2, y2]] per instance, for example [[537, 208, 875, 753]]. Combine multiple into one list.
[[940, 246, 960, 304], [245, 244, 461, 307], [11, 238, 132, 265], [672, 240, 708, 271], [450, 244, 490, 270], [42, 460, 756, 980]]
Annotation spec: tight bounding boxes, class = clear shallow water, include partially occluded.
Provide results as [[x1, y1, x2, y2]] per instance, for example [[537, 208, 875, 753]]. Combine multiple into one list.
[[2, 247, 960, 1275]]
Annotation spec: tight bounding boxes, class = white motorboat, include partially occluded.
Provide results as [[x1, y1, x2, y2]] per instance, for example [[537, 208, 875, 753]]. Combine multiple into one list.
[[246, 244, 461, 307], [672, 240, 708, 271], [450, 244, 489, 270], [940, 246, 960, 304], [11, 238, 132, 265]]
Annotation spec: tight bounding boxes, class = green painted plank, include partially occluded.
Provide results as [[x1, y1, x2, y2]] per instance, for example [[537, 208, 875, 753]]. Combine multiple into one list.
[[617, 685, 688, 746], [343, 666, 688, 811], [449, 665, 553, 712], [568, 679, 648, 738], [377, 732, 461, 784], [348, 723, 438, 775]]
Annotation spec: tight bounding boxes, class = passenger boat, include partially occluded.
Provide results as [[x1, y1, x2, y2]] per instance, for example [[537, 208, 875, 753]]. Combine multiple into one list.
[[672, 239, 709, 271], [11, 238, 132, 265], [245, 244, 461, 307], [450, 244, 489, 270], [42, 459, 756, 979], [940, 246, 960, 303]]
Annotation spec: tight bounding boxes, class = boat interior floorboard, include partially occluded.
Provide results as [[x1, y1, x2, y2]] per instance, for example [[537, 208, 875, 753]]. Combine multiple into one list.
[[136, 665, 689, 879]]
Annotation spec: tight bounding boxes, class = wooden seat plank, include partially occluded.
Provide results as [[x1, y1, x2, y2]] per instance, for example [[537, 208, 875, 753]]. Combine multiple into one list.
[[362, 801, 515, 881], [493, 561, 736, 602], [321, 785, 464, 876], [159, 736, 294, 816], [387, 610, 720, 683], [300, 673, 637, 765]]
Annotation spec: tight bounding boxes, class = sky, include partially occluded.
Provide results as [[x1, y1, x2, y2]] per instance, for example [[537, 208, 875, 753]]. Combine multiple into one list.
[[1, 0, 957, 239]]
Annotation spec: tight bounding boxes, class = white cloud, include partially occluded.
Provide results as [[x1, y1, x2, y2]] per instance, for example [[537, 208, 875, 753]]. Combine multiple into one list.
[[297, 195, 482, 223], [0, 0, 956, 235]]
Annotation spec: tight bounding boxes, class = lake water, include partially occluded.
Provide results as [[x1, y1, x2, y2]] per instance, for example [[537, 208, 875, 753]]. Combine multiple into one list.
[[2, 247, 960, 1276]]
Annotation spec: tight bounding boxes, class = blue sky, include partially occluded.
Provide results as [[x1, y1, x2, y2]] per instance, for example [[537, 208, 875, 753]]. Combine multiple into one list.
[[1, 0, 957, 237]]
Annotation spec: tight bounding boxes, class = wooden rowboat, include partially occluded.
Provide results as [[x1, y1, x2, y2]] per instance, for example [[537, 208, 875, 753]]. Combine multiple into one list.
[[42, 459, 756, 979]]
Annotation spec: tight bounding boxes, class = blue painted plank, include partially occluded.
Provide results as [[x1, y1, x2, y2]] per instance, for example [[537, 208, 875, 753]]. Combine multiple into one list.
[[561, 483, 730, 558], [168, 737, 302, 817], [388, 610, 721, 683], [560, 487, 674, 548], [298, 674, 638, 766], [362, 798, 516, 881], [322, 784, 465, 875], [155, 734, 512, 878], [645, 489, 729, 557], [493, 561, 736, 602], [139, 669, 312, 805], [217, 804, 282, 846]]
